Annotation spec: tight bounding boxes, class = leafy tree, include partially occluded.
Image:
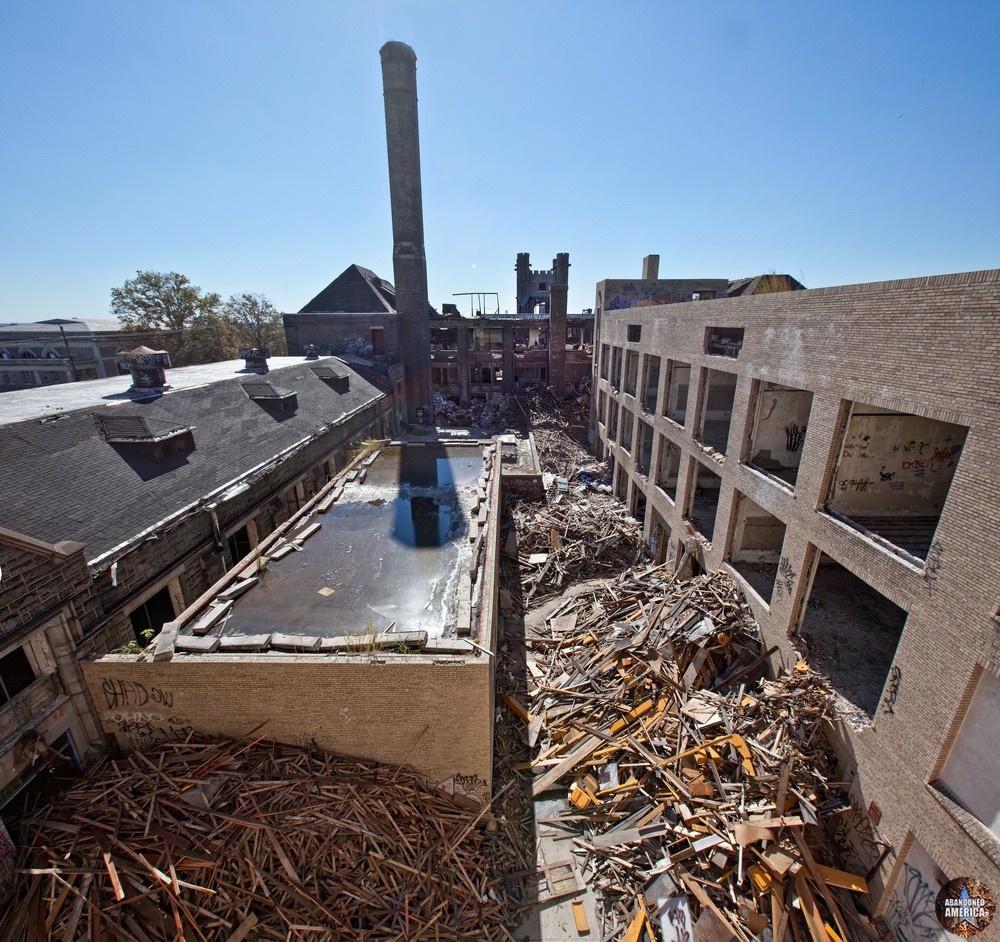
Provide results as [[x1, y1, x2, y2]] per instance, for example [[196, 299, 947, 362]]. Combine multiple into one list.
[[110, 271, 225, 366], [223, 292, 287, 355]]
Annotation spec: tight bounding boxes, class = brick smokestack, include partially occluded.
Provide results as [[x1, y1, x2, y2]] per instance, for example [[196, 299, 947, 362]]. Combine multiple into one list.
[[642, 254, 660, 280], [380, 41, 432, 424], [548, 283, 568, 396]]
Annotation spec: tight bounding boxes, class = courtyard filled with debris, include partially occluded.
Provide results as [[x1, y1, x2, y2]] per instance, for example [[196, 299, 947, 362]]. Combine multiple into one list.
[[4, 391, 883, 941]]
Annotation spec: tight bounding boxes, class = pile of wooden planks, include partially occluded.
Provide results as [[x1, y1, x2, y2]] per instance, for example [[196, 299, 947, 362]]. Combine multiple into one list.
[[3, 736, 512, 942], [510, 494, 645, 606], [513, 565, 877, 941]]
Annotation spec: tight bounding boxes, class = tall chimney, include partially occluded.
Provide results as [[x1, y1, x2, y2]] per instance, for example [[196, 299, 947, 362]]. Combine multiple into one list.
[[548, 284, 568, 396], [380, 41, 432, 424], [642, 254, 660, 280], [516, 252, 530, 313]]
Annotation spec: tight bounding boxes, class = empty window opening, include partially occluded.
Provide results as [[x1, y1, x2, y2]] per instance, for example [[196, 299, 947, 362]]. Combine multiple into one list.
[[227, 525, 252, 566], [747, 382, 814, 487], [627, 324, 641, 342], [697, 368, 738, 455], [935, 669, 1000, 839], [615, 468, 628, 503], [610, 347, 623, 388], [623, 351, 639, 397], [649, 511, 672, 564], [727, 494, 787, 603], [656, 438, 682, 501], [798, 553, 907, 717], [0, 646, 37, 706], [826, 405, 968, 561], [705, 326, 745, 358], [663, 361, 690, 425], [636, 420, 654, 475], [597, 390, 607, 426], [128, 585, 176, 644], [620, 410, 635, 453], [631, 486, 647, 525], [608, 402, 620, 442], [688, 464, 722, 543], [642, 355, 661, 412], [600, 344, 610, 380]]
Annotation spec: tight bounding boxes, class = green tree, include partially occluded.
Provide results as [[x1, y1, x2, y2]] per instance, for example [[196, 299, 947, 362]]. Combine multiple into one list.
[[223, 292, 287, 355], [110, 271, 226, 366]]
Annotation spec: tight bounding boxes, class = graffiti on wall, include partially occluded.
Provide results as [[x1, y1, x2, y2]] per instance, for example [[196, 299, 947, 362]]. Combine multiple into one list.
[[774, 556, 797, 601], [101, 678, 174, 710], [884, 863, 946, 942], [882, 665, 903, 715], [784, 423, 807, 452], [924, 541, 944, 594], [104, 710, 194, 751], [827, 792, 884, 876]]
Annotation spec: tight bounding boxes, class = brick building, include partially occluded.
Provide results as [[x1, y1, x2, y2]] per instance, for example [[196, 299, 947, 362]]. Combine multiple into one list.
[[0, 353, 392, 829], [0, 318, 132, 391], [591, 267, 1000, 933]]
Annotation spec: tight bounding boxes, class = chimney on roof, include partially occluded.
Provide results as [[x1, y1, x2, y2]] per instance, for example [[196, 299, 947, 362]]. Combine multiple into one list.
[[642, 255, 660, 280], [239, 347, 270, 373], [381, 41, 433, 424], [116, 346, 171, 390]]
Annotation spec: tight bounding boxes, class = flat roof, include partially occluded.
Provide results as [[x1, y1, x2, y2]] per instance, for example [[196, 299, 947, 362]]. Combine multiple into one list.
[[185, 443, 487, 643]]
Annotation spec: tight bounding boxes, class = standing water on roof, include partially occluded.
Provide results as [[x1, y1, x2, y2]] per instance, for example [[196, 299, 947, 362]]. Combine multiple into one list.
[[217, 444, 485, 639]]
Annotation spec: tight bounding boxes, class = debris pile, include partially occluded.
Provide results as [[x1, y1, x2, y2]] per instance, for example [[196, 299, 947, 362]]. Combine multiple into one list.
[[509, 566, 875, 941], [509, 494, 645, 605], [433, 392, 525, 429], [3, 737, 510, 942], [521, 387, 592, 477]]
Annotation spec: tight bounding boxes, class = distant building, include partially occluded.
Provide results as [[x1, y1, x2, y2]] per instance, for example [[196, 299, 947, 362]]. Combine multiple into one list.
[[0, 318, 134, 391], [0, 354, 391, 829]]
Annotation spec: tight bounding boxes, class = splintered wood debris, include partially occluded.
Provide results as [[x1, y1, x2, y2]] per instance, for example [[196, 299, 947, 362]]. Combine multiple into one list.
[[2, 736, 513, 942], [504, 565, 880, 942], [508, 496, 645, 605]]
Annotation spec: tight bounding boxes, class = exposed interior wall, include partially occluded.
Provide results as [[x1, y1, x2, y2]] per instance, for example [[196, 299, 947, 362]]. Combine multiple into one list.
[[83, 656, 494, 801], [883, 840, 949, 942], [938, 669, 1000, 837], [829, 410, 967, 517], [749, 383, 813, 481], [664, 361, 690, 424], [656, 437, 681, 498], [730, 495, 785, 564]]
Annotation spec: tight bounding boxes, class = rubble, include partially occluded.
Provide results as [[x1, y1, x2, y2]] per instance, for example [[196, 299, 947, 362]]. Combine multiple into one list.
[[504, 565, 878, 941], [2, 735, 513, 941]]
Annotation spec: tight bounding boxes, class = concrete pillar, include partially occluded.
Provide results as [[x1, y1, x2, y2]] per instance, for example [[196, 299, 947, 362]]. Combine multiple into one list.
[[502, 325, 515, 394], [457, 326, 471, 406], [516, 252, 531, 313], [380, 42, 433, 424], [548, 284, 568, 396], [642, 254, 660, 280]]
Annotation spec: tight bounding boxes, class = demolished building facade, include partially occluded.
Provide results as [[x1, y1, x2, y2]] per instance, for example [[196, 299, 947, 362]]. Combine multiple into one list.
[[592, 264, 1000, 929]]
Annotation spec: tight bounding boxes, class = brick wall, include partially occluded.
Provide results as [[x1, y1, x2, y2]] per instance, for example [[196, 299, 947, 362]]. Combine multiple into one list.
[[83, 655, 494, 800], [593, 269, 1000, 916]]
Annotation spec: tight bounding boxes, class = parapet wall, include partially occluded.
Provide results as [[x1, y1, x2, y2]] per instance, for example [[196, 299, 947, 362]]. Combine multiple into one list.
[[84, 655, 493, 799]]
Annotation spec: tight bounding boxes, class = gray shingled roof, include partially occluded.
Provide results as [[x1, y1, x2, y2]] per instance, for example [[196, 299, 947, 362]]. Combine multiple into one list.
[[0, 358, 384, 564]]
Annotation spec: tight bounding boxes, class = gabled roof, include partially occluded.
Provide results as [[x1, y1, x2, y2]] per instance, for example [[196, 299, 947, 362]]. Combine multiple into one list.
[[0, 358, 384, 565], [299, 264, 397, 314]]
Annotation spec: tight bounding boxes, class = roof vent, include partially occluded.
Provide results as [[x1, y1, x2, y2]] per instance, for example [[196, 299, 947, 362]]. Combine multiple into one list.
[[242, 380, 298, 412], [239, 347, 270, 373], [116, 346, 171, 389], [304, 344, 321, 360], [309, 363, 350, 393]]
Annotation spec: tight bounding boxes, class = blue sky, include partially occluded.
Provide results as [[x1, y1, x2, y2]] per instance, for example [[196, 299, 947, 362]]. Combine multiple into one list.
[[1, 0, 998, 321]]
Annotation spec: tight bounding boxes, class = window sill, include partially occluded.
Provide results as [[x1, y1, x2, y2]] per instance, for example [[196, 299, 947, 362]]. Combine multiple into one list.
[[927, 781, 1000, 869]]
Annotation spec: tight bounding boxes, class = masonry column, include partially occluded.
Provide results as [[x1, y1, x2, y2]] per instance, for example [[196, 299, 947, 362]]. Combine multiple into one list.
[[457, 326, 471, 406], [380, 42, 433, 423], [548, 283, 568, 396], [502, 325, 515, 394]]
